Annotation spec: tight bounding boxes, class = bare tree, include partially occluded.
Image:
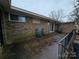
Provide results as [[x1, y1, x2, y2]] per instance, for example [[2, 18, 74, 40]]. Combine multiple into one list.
[[72, 0, 79, 22], [49, 9, 64, 22], [67, 11, 75, 22], [67, 0, 79, 22]]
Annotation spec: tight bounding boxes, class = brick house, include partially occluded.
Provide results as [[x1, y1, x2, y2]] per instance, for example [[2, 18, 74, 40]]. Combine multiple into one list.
[[0, 0, 60, 44], [7, 6, 60, 43], [61, 22, 75, 33]]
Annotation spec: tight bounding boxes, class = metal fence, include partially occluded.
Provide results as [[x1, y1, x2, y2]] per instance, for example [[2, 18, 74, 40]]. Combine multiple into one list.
[[58, 30, 76, 59]]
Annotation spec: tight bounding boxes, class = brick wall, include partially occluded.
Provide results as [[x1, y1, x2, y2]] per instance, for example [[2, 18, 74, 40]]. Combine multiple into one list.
[[6, 17, 50, 43], [61, 23, 74, 33]]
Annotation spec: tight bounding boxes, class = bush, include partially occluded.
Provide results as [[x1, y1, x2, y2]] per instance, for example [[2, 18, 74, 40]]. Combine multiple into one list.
[[35, 27, 44, 38]]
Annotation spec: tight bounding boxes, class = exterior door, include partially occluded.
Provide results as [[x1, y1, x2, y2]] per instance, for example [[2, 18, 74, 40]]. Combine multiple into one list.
[[48, 23, 55, 32], [48, 23, 53, 32]]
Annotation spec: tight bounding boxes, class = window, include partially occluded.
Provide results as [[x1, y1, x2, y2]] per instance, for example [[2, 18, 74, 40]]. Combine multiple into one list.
[[18, 16, 26, 22], [10, 14, 26, 22], [10, 14, 18, 21]]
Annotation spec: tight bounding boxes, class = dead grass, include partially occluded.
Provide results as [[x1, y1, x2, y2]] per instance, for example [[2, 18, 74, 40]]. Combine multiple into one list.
[[3, 33, 58, 59], [22, 33, 57, 56]]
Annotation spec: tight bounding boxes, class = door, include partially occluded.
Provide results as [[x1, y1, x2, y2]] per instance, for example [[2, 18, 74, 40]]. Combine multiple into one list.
[[48, 23, 53, 32]]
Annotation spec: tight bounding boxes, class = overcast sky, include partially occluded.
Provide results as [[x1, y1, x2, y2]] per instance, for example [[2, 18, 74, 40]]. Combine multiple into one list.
[[11, 0, 74, 22]]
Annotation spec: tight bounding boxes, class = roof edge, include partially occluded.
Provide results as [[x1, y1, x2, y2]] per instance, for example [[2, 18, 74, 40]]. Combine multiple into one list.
[[11, 6, 59, 22]]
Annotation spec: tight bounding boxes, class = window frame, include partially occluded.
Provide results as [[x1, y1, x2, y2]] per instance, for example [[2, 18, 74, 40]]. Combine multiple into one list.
[[9, 13, 26, 23]]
